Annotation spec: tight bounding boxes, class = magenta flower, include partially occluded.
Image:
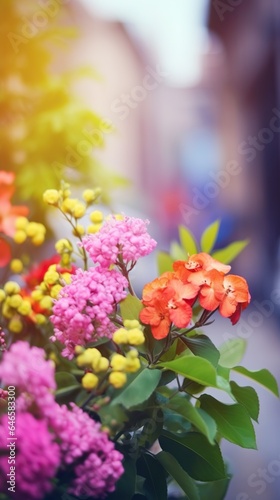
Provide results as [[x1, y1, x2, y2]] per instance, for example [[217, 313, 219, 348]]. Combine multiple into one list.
[[81, 215, 157, 268], [0, 412, 60, 500], [50, 267, 128, 358]]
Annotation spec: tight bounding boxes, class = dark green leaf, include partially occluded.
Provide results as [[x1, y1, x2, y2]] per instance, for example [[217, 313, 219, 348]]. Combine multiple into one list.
[[230, 381, 259, 422], [112, 368, 162, 409], [182, 335, 220, 367], [199, 395, 257, 449], [165, 395, 217, 444], [157, 451, 200, 500], [211, 239, 249, 264], [178, 225, 198, 255], [120, 294, 143, 321], [200, 220, 221, 253], [197, 476, 232, 500], [219, 338, 246, 368], [55, 372, 78, 389], [137, 453, 167, 500], [159, 431, 226, 481], [233, 366, 279, 396], [108, 456, 136, 500]]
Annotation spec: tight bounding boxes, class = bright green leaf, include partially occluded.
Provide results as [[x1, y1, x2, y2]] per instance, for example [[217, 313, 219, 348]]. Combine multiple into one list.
[[219, 338, 247, 368], [199, 395, 257, 449], [211, 239, 249, 264], [158, 354, 217, 387], [159, 431, 226, 481], [178, 225, 198, 256], [170, 241, 187, 261], [230, 381, 259, 422], [156, 451, 200, 500], [157, 251, 174, 274], [233, 366, 279, 396], [197, 476, 232, 500], [120, 294, 143, 321], [112, 368, 162, 409], [200, 220, 221, 253]]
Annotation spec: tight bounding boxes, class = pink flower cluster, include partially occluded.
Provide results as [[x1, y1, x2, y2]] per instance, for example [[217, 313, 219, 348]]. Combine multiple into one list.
[[50, 267, 128, 358], [81, 215, 157, 268], [0, 341, 56, 417], [52, 403, 124, 499], [0, 413, 60, 500], [0, 342, 124, 499]]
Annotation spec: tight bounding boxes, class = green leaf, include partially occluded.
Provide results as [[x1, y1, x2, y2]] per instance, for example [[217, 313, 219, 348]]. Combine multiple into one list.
[[166, 395, 217, 444], [211, 239, 249, 264], [178, 225, 198, 256], [157, 251, 174, 274], [233, 366, 279, 396], [156, 451, 200, 500], [200, 220, 221, 253], [55, 372, 79, 390], [230, 381, 259, 422], [219, 338, 247, 368], [120, 294, 143, 321], [170, 242, 188, 261], [158, 354, 217, 387], [197, 476, 232, 500], [112, 368, 162, 409], [159, 431, 226, 481], [182, 335, 220, 367], [199, 395, 257, 449], [137, 453, 167, 500]]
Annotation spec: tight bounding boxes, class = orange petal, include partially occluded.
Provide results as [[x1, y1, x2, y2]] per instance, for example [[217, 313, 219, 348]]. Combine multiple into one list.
[[151, 319, 171, 339], [169, 303, 192, 328]]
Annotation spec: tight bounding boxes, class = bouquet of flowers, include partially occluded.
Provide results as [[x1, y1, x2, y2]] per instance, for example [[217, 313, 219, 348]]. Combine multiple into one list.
[[0, 173, 278, 500]]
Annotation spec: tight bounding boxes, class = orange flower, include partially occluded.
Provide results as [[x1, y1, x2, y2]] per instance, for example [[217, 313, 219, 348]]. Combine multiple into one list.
[[163, 279, 198, 328], [219, 275, 251, 323], [140, 295, 171, 340], [174, 253, 231, 283], [188, 269, 225, 311], [142, 272, 174, 304]]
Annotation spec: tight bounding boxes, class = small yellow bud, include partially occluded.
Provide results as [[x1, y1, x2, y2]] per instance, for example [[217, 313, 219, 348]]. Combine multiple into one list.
[[82, 189, 96, 204], [127, 328, 145, 346], [124, 319, 140, 329], [125, 357, 141, 373], [2, 303, 13, 319], [8, 317, 23, 333], [61, 272, 71, 285], [126, 349, 139, 359], [35, 314, 46, 324], [113, 328, 129, 345], [109, 371, 127, 389], [8, 294, 23, 309], [77, 348, 101, 367], [44, 270, 59, 285], [90, 210, 103, 224], [17, 300, 32, 316], [31, 289, 43, 301], [75, 345, 84, 355], [10, 259, 23, 274], [31, 234, 45, 246], [72, 202, 86, 219], [49, 352, 59, 364], [39, 296, 53, 310], [14, 230, 27, 244], [0, 290, 6, 302], [25, 222, 39, 237], [15, 216, 28, 230], [4, 281, 20, 295], [87, 223, 102, 234], [60, 253, 71, 267], [82, 372, 99, 390], [43, 189, 60, 205], [50, 284, 62, 298], [93, 356, 110, 373], [111, 354, 127, 371], [55, 239, 72, 254], [113, 214, 124, 221], [61, 198, 78, 214], [72, 224, 85, 237]]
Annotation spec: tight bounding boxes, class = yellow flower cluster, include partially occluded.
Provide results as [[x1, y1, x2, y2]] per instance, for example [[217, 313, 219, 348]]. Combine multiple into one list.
[[14, 217, 46, 246], [76, 345, 141, 391], [113, 320, 145, 346], [55, 238, 73, 268], [0, 281, 32, 333], [31, 264, 72, 316], [43, 183, 104, 236]]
